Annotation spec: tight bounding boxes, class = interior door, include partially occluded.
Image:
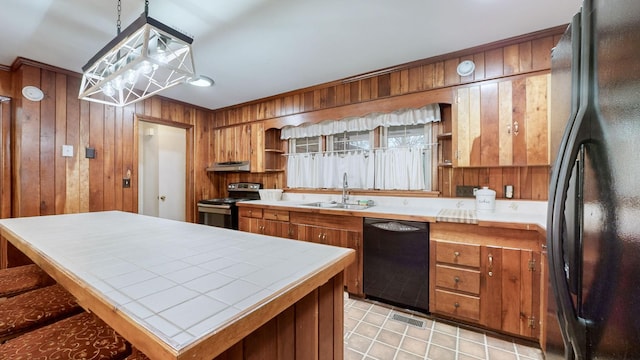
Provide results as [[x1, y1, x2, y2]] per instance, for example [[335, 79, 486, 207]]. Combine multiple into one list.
[[139, 122, 186, 221]]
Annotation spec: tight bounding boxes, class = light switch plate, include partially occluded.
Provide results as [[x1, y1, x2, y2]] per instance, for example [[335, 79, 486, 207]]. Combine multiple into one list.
[[62, 145, 73, 157]]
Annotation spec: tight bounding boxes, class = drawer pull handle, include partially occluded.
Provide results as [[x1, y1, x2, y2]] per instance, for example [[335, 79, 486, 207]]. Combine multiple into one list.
[[454, 251, 460, 257], [454, 302, 460, 308], [454, 276, 460, 283]]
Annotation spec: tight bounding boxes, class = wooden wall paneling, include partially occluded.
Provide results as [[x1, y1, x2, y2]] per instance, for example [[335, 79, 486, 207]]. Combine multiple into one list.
[[39, 69, 56, 215], [88, 101, 104, 211], [103, 105, 116, 210], [434, 61, 445, 88], [359, 79, 372, 102], [531, 36, 554, 71], [488, 168, 503, 196], [503, 44, 519, 75], [498, 80, 514, 166], [65, 76, 81, 214], [54, 73, 67, 214], [15, 65, 41, 217], [407, 66, 422, 93], [113, 107, 124, 211], [444, 58, 460, 86], [472, 53, 486, 81], [318, 277, 334, 360], [480, 83, 499, 166], [519, 41, 533, 72], [295, 288, 319, 360], [79, 93, 91, 213], [244, 317, 277, 359], [123, 105, 136, 213], [276, 307, 295, 360], [421, 63, 435, 90], [0, 70, 10, 95], [519, 166, 533, 200], [530, 166, 550, 200], [0, 100, 10, 218], [484, 48, 504, 79]]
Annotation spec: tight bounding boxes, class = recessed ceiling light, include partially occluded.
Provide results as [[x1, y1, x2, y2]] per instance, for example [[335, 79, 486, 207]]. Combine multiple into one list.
[[187, 75, 215, 87]]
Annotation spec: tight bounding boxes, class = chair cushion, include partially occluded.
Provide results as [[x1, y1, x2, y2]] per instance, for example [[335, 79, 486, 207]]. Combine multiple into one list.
[[0, 284, 82, 342], [0, 264, 55, 298], [0, 312, 130, 360]]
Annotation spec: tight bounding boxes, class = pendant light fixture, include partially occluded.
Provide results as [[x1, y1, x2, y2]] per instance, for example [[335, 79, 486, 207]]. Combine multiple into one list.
[[78, 0, 196, 107]]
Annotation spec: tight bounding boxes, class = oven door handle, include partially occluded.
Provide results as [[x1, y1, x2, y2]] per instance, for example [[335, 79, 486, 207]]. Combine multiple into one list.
[[197, 205, 232, 215]]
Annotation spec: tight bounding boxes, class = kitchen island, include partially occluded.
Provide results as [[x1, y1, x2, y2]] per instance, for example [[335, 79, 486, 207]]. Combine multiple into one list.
[[0, 211, 355, 360]]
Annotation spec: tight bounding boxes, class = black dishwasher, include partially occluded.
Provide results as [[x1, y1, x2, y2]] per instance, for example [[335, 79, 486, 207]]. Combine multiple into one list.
[[363, 218, 429, 313]]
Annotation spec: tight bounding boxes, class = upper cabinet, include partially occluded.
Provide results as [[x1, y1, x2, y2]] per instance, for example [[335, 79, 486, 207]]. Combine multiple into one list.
[[212, 123, 285, 173], [212, 124, 251, 164], [453, 73, 550, 167]]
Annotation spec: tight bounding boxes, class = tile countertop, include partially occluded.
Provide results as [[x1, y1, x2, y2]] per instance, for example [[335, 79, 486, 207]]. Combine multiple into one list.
[[242, 193, 548, 231], [0, 211, 354, 358]]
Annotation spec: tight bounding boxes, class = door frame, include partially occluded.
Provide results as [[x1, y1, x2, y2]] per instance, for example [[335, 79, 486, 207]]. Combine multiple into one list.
[[134, 115, 195, 222]]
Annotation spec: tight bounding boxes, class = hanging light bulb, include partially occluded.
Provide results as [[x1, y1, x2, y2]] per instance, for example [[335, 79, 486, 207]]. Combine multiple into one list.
[[101, 82, 116, 97], [125, 69, 139, 85], [139, 60, 154, 75], [112, 75, 125, 91]]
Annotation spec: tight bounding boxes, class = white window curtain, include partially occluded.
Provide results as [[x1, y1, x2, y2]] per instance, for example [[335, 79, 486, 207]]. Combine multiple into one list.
[[287, 151, 374, 189], [281, 103, 440, 139], [284, 104, 440, 190]]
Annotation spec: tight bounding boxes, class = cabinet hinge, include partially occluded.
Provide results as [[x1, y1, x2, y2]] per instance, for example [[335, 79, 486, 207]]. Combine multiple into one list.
[[528, 258, 536, 272], [528, 316, 536, 329]]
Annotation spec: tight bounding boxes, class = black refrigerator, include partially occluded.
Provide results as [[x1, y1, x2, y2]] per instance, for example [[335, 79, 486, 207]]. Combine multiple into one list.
[[547, 0, 640, 359]]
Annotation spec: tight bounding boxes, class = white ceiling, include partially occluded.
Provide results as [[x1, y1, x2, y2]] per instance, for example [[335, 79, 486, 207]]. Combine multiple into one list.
[[1, 0, 582, 110]]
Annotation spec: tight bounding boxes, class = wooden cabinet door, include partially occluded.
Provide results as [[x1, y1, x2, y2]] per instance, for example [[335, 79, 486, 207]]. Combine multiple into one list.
[[212, 125, 251, 164], [481, 245, 541, 339], [238, 217, 264, 234], [453, 74, 549, 167]]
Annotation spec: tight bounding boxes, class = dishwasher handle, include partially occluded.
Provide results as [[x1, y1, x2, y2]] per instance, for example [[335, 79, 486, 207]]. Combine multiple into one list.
[[370, 221, 422, 232]]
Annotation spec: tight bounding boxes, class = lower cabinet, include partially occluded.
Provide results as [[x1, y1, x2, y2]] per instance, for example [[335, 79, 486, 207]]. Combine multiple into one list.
[[237, 205, 363, 296], [430, 222, 542, 340]]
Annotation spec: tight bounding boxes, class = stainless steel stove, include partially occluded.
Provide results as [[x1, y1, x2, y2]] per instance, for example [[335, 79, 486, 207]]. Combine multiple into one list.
[[197, 182, 262, 229]]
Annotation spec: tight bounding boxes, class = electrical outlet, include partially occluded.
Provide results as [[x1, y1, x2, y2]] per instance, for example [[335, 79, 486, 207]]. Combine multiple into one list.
[[456, 185, 479, 198], [123, 179, 131, 188]]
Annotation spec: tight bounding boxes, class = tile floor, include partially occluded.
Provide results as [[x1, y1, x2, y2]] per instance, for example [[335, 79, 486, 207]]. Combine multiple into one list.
[[344, 295, 544, 360]]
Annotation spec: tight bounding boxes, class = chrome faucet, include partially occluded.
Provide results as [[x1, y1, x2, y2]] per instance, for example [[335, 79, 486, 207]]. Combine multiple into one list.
[[342, 172, 349, 204]]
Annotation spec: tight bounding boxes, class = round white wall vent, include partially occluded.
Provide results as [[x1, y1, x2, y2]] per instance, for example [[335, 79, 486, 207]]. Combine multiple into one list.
[[456, 60, 476, 77], [22, 86, 44, 101]]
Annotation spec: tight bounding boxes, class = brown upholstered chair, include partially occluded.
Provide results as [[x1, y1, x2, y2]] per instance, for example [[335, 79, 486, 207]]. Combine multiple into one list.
[[0, 311, 130, 359], [0, 264, 55, 298], [0, 283, 83, 343]]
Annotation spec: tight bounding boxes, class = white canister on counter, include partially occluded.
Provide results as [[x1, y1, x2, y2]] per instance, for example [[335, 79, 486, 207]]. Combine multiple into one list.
[[476, 186, 496, 212]]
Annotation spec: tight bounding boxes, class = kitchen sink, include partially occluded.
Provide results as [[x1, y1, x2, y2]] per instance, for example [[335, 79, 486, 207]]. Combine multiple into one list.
[[300, 202, 372, 210]]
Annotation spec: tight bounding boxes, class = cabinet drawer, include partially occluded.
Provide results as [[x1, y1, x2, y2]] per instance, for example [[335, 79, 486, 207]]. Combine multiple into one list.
[[263, 209, 289, 221], [434, 289, 480, 321], [435, 241, 480, 267], [435, 264, 480, 294], [239, 208, 263, 219]]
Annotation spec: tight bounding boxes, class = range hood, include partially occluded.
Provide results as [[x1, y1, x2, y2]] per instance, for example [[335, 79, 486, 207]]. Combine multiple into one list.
[[207, 161, 250, 172]]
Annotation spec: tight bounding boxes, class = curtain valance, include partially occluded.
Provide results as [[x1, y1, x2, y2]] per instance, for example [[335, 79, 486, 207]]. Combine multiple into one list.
[[281, 103, 440, 139]]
